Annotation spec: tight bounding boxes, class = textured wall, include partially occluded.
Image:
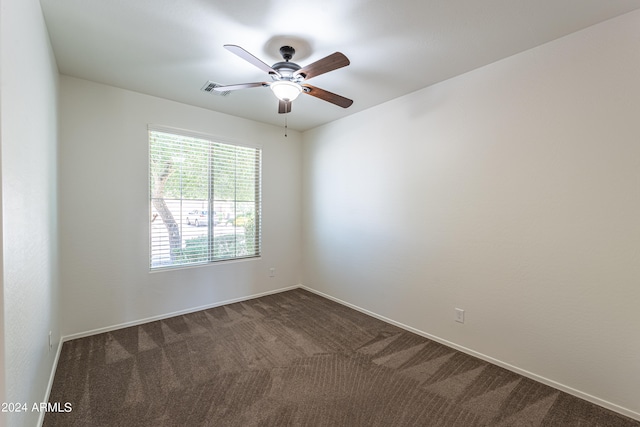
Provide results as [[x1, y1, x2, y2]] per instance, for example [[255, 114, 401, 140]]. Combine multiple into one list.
[[0, 0, 60, 426], [302, 10, 640, 419], [59, 76, 302, 338]]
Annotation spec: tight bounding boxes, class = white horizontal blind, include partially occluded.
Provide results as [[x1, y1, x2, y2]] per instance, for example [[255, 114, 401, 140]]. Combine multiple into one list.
[[149, 128, 261, 270]]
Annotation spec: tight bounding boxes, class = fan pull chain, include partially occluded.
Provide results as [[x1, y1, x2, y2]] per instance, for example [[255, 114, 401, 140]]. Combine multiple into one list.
[[284, 112, 288, 137]]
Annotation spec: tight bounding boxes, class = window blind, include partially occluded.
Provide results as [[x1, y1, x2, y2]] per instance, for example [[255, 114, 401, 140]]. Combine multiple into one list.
[[149, 127, 261, 270]]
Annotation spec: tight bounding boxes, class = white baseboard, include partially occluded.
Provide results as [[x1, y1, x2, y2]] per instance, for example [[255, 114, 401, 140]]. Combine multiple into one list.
[[38, 339, 64, 427], [42, 284, 639, 423], [39, 284, 298, 426], [299, 285, 640, 422], [61, 285, 300, 342]]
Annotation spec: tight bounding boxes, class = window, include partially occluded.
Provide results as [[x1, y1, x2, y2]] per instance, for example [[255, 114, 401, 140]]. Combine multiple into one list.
[[149, 126, 261, 270]]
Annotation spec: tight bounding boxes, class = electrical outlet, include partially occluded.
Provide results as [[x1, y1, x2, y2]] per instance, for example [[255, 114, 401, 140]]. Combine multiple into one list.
[[269, 267, 276, 278], [455, 308, 465, 323]]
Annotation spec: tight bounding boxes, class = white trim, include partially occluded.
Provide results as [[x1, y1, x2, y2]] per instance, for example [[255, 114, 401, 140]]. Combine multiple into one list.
[[38, 339, 64, 427], [61, 285, 299, 342], [147, 124, 262, 150], [41, 285, 298, 425], [148, 256, 262, 274], [147, 124, 263, 272], [299, 285, 640, 422], [43, 284, 640, 423]]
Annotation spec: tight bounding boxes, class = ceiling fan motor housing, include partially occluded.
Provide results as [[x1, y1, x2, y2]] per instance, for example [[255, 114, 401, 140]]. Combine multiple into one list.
[[272, 46, 303, 81], [271, 61, 302, 80], [217, 43, 353, 112]]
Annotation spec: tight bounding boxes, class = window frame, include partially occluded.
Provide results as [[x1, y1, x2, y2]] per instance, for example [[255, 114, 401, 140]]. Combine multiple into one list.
[[148, 125, 262, 271]]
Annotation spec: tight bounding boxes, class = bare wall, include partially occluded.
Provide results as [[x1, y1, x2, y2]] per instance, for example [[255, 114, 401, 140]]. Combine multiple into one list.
[[59, 76, 302, 337], [0, 0, 60, 426], [302, 10, 640, 418]]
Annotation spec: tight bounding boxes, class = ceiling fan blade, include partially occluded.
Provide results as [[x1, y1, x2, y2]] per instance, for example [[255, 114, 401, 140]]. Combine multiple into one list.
[[224, 45, 281, 77], [295, 52, 350, 80], [213, 82, 267, 91], [278, 100, 292, 114], [302, 84, 353, 108]]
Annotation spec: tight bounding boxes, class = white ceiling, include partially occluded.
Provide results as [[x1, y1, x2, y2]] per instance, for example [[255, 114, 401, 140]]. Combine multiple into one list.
[[40, 0, 640, 132]]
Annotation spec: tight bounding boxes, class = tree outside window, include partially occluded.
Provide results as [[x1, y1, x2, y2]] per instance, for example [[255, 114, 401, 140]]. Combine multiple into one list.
[[149, 128, 261, 269]]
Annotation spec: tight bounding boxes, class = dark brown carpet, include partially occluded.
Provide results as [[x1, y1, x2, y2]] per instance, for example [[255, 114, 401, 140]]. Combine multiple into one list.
[[45, 289, 639, 426]]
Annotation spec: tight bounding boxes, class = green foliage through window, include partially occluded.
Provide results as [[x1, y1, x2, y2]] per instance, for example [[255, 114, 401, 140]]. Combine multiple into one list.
[[149, 127, 261, 269]]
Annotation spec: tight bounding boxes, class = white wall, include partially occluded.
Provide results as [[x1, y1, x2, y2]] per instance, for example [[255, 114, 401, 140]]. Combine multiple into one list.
[[59, 76, 302, 337], [302, 10, 640, 419], [0, 0, 60, 426]]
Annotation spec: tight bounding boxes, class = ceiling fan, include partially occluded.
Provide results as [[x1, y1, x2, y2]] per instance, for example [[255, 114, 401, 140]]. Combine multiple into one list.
[[214, 44, 353, 114]]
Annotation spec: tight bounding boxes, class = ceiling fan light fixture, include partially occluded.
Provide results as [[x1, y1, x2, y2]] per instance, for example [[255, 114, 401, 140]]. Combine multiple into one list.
[[270, 80, 302, 102], [218, 44, 353, 114]]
